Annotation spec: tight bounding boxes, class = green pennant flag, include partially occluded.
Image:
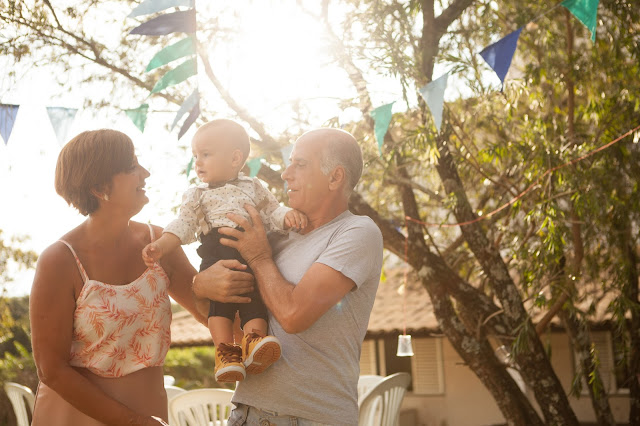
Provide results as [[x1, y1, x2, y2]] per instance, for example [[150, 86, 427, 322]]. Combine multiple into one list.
[[150, 57, 197, 94], [125, 104, 149, 132], [186, 157, 194, 179], [561, 0, 599, 41], [370, 102, 395, 155], [247, 157, 263, 177], [146, 36, 196, 72]]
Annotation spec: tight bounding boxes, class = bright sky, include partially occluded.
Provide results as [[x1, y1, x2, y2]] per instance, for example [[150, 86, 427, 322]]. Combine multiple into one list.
[[0, 1, 411, 297]]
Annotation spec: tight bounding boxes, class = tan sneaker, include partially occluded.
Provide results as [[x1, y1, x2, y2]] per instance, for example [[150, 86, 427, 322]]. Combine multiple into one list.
[[242, 331, 282, 375], [215, 343, 245, 383]]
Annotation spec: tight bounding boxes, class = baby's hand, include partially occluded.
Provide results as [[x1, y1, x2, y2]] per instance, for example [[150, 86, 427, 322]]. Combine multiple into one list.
[[284, 209, 308, 232], [142, 242, 163, 268]]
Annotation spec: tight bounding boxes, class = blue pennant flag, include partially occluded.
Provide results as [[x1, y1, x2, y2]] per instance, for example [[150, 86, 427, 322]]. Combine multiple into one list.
[[247, 157, 263, 178], [419, 73, 449, 133], [130, 10, 196, 36], [479, 28, 523, 87], [280, 144, 294, 168], [171, 89, 199, 130], [46, 107, 78, 145], [0, 104, 19, 145], [370, 102, 395, 155], [129, 0, 194, 18], [178, 101, 200, 139]]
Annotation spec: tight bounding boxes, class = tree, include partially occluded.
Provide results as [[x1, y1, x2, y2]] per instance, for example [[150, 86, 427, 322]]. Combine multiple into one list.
[[2, 0, 638, 424]]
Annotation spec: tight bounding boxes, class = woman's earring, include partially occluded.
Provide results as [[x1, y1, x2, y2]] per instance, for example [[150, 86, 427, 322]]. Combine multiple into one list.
[[103, 194, 109, 201]]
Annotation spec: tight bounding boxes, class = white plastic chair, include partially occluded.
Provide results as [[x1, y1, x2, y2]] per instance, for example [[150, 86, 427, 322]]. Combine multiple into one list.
[[357, 374, 384, 405], [358, 372, 411, 426], [4, 382, 35, 426], [169, 388, 234, 426], [166, 385, 187, 402]]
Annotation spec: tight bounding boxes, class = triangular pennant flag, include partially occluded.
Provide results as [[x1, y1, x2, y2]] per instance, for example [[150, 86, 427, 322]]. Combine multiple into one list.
[[46, 107, 78, 145], [0, 104, 19, 145], [418, 73, 449, 133], [146, 36, 196, 72], [186, 157, 194, 179], [128, 0, 194, 18], [479, 27, 523, 87], [280, 144, 294, 168], [130, 10, 196, 36], [151, 57, 197, 94], [247, 157, 263, 177], [171, 89, 199, 130], [178, 102, 200, 139], [370, 102, 395, 155], [125, 104, 149, 133], [562, 0, 599, 41]]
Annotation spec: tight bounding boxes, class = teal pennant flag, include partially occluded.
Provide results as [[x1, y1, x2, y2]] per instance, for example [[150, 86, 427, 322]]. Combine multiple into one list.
[[125, 104, 149, 133], [46, 107, 77, 145], [130, 10, 196, 36], [171, 89, 199, 130], [0, 104, 19, 145], [419, 73, 449, 133], [151, 57, 197, 94], [280, 144, 294, 168], [146, 36, 196, 72], [562, 0, 599, 41], [185, 157, 194, 179], [479, 28, 523, 88], [247, 157, 263, 177], [178, 101, 200, 140], [370, 102, 395, 155], [129, 0, 194, 18]]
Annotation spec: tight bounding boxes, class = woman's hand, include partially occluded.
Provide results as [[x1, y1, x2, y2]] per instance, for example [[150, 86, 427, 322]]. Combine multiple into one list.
[[219, 204, 273, 267]]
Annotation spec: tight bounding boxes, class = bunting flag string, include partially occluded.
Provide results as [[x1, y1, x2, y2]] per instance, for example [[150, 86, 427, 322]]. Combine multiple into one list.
[[0, 104, 19, 145], [128, 0, 194, 18], [124, 104, 149, 133], [370, 102, 395, 155], [247, 157, 263, 177], [146, 36, 196, 72], [130, 10, 196, 36], [418, 73, 449, 133], [128, 1, 200, 139], [46, 107, 78, 146]]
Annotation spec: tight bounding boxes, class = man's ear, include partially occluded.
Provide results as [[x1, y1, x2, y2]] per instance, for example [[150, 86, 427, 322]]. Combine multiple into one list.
[[231, 149, 244, 168], [328, 166, 346, 191]]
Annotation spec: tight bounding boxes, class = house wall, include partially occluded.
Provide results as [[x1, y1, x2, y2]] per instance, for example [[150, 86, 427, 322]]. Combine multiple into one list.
[[386, 332, 631, 426]]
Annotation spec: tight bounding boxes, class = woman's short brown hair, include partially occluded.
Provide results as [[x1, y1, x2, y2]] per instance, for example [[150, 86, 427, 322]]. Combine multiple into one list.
[[55, 129, 135, 216]]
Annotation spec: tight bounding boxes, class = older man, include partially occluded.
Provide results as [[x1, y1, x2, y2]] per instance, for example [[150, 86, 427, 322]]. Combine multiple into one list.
[[194, 128, 383, 426]]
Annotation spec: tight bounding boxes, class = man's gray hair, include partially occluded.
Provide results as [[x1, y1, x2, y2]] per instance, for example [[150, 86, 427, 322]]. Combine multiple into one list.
[[317, 129, 363, 196]]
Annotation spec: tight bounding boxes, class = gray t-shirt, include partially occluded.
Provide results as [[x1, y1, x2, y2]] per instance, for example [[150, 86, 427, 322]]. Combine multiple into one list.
[[232, 210, 383, 425]]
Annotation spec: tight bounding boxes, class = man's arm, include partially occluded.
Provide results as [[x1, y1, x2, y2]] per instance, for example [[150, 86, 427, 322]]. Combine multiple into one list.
[[219, 205, 354, 334]]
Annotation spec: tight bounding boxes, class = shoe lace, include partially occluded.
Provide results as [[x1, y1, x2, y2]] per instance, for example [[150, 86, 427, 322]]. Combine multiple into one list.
[[219, 345, 242, 363]]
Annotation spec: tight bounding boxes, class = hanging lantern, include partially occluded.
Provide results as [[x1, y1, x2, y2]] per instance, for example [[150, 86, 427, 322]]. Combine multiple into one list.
[[397, 334, 414, 357]]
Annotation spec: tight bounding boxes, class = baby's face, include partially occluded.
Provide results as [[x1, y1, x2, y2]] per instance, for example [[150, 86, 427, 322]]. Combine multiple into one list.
[[191, 133, 238, 185]]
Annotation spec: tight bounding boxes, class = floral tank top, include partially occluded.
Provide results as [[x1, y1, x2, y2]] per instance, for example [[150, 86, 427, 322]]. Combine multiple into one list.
[[59, 225, 172, 378]]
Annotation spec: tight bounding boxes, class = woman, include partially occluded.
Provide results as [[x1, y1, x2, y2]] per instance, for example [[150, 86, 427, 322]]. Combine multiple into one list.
[[29, 129, 252, 425]]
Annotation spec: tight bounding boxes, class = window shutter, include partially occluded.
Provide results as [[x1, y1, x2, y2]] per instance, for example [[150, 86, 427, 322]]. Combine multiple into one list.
[[410, 337, 444, 395], [360, 339, 378, 375], [576, 331, 617, 394]]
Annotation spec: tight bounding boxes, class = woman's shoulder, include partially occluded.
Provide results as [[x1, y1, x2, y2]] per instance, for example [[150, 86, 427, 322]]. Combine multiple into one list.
[[128, 220, 163, 243]]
